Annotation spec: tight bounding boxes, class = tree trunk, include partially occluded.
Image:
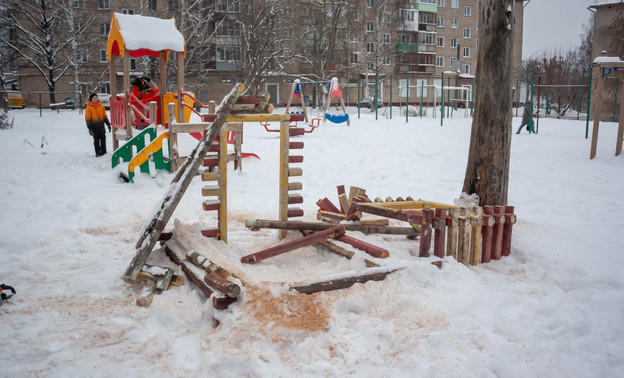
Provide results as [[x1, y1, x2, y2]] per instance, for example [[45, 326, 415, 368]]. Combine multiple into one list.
[[462, 0, 515, 206]]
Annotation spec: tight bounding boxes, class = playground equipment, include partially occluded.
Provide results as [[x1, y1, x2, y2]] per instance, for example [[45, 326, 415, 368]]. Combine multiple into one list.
[[285, 80, 309, 124], [323, 78, 350, 125], [589, 56, 624, 159]]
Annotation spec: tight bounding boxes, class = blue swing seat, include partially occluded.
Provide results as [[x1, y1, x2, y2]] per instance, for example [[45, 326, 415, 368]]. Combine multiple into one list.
[[325, 113, 349, 124]]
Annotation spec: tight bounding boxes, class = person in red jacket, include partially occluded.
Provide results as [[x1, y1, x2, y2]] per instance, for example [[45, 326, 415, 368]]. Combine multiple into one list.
[[131, 76, 160, 103], [85, 93, 111, 157]]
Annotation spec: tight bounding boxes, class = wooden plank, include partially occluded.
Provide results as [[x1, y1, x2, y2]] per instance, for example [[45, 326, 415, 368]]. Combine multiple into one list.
[[418, 208, 434, 258], [492, 206, 505, 260], [301, 231, 379, 268], [122, 84, 242, 282], [502, 205, 516, 257], [292, 269, 398, 294], [317, 210, 346, 223], [470, 207, 483, 265], [316, 198, 342, 213], [481, 207, 495, 263], [457, 207, 471, 264], [241, 225, 345, 264], [433, 208, 447, 258], [446, 207, 459, 259], [204, 272, 240, 298], [162, 240, 214, 298], [245, 218, 420, 237]]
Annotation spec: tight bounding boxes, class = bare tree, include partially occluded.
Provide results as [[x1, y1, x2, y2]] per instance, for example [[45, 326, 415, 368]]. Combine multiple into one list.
[[0, 0, 78, 104], [608, 8, 624, 58], [462, 0, 514, 206], [238, 0, 294, 96]]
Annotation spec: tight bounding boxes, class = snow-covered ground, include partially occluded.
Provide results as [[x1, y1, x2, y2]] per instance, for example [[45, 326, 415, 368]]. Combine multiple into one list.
[[0, 106, 622, 377]]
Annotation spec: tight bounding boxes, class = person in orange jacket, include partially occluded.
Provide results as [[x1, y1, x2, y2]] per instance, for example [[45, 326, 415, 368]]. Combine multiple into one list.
[[85, 93, 111, 157], [131, 76, 160, 102]]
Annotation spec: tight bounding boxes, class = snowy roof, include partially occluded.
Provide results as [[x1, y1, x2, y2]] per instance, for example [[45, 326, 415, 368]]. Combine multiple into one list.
[[593, 56, 624, 67], [106, 13, 185, 61]]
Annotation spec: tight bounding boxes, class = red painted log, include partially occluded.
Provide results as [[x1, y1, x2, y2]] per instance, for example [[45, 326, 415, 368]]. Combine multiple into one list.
[[288, 194, 303, 204], [335, 234, 389, 258], [289, 127, 305, 136], [201, 229, 221, 238], [289, 155, 304, 163], [491, 206, 505, 260], [204, 272, 240, 298], [317, 210, 346, 223], [289, 141, 304, 149], [433, 208, 447, 258], [502, 205, 516, 256], [287, 208, 304, 218], [481, 206, 494, 263], [241, 225, 345, 264], [289, 114, 305, 122], [316, 198, 342, 213]]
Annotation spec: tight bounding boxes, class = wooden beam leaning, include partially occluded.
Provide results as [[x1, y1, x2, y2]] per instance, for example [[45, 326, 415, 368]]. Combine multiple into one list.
[[162, 240, 214, 299], [122, 84, 242, 283], [245, 219, 419, 237], [241, 225, 346, 264]]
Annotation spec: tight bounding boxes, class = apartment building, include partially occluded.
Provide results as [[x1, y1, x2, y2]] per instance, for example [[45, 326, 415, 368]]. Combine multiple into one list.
[[5, 0, 524, 108]]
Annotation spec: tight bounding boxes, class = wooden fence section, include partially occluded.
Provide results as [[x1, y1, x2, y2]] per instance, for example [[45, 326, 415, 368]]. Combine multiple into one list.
[[354, 199, 516, 266]]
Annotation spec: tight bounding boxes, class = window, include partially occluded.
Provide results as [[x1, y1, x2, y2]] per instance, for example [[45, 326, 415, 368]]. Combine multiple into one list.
[[216, 0, 240, 12], [463, 64, 471, 74], [450, 38, 458, 48], [437, 17, 444, 27], [436, 56, 444, 67], [216, 20, 240, 36], [98, 0, 110, 9], [464, 6, 472, 16], [367, 21, 375, 32], [420, 12, 435, 24], [401, 9, 416, 22], [451, 0, 459, 8], [450, 57, 457, 68], [76, 49, 87, 63], [437, 0, 446, 6], [217, 46, 241, 62], [384, 33, 391, 44], [99, 23, 110, 36], [437, 36, 444, 47], [367, 61, 375, 71], [121, 9, 134, 14], [463, 28, 471, 38], [350, 33, 359, 43], [73, 0, 85, 8], [148, 0, 157, 11], [451, 18, 458, 28], [366, 42, 376, 53], [350, 53, 359, 64], [168, 0, 179, 11], [419, 33, 434, 45], [398, 34, 410, 43], [351, 10, 360, 21], [383, 12, 391, 23], [384, 56, 391, 65], [463, 47, 470, 58], [100, 49, 107, 63], [366, 0, 374, 8], [130, 58, 137, 70]]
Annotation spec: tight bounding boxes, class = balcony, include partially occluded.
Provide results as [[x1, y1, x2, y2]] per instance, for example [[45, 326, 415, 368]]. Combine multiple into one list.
[[419, 44, 437, 53], [395, 43, 419, 53], [396, 64, 435, 74], [414, 3, 437, 13]]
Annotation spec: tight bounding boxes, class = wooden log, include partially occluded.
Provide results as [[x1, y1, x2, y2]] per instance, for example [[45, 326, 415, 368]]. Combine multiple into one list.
[[359, 218, 389, 226], [241, 225, 345, 264], [123, 84, 242, 283], [186, 251, 230, 278], [469, 207, 483, 265], [245, 218, 419, 237], [338, 193, 350, 215], [418, 208, 434, 257], [317, 210, 346, 223], [492, 206, 505, 260], [481, 206, 494, 263], [502, 205, 516, 256], [316, 198, 342, 214], [433, 208, 447, 258], [213, 296, 238, 310], [163, 240, 214, 298], [138, 265, 185, 287], [355, 203, 426, 225], [204, 272, 240, 298], [292, 270, 396, 294], [336, 234, 389, 258], [446, 207, 459, 259], [457, 207, 471, 264], [301, 231, 379, 267]]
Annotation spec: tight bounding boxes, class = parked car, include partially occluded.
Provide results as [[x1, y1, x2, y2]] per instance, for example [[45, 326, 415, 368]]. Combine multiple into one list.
[[7, 91, 25, 109], [64, 97, 76, 110], [96, 93, 111, 109], [359, 97, 382, 109]]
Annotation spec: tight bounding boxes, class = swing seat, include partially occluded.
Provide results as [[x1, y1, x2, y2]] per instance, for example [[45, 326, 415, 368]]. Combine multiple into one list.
[[325, 113, 349, 124]]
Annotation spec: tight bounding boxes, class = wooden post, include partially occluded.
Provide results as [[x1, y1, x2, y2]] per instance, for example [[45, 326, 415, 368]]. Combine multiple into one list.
[[245, 218, 419, 237], [433, 208, 447, 258], [457, 207, 471, 264], [159, 51, 167, 129], [491, 206, 505, 260], [218, 126, 228, 242], [617, 85, 624, 156], [446, 207, 459, 259], [241, 225, 345, 264], [279, 120, 290, 239], [122, 84, 242, 282], [123, 54, 132, 141], [469, 207, 483, 265], [481, 206, 494, 263], [502, 205, 516, 256], [418, 208, 434, 257], [590, 67, 603, 159]]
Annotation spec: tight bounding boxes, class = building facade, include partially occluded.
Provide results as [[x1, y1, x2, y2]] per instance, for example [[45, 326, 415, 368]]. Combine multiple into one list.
[[4, 0, 525, 109]]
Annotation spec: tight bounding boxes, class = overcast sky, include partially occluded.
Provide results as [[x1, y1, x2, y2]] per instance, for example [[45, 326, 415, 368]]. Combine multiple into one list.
[[522, 0, 609, 59]]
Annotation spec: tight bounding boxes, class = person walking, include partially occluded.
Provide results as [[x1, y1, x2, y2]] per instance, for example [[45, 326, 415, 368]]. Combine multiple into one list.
[[516, 101, 536, 134], [85, 93, 111, 157]]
